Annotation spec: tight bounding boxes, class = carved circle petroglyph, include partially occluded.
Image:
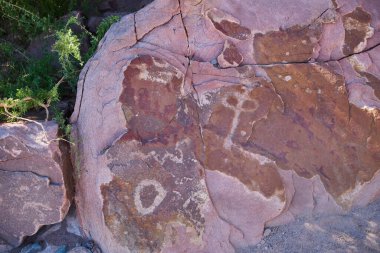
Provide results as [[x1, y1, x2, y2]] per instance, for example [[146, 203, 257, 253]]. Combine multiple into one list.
[[134, 179, 167, 215]]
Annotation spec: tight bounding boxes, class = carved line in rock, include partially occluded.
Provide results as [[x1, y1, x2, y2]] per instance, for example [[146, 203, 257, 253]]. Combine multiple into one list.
[[220, 87, 260, 149]]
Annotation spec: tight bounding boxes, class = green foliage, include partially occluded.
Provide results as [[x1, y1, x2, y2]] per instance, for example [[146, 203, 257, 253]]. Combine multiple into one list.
[[51, 15, 121, 89], [0, 0, 78, 42], [52, 107, 71, 137], [53, 24, 83, 89], [53, 15, 121, 90], [85, 15, 120, 61], [96, 16, 121, 40], [0, 0, 51, 38], [0, 48, 60, 120], [0, 10, 121, 124], [24, 0, 78, 19], [0, 41, 13, 56]]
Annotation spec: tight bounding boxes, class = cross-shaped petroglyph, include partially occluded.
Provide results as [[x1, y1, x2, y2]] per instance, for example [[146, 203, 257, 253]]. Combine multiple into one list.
[[221, 87, 258, 149]]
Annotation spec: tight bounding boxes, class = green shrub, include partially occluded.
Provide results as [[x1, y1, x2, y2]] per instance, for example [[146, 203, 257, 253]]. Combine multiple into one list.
[[0, 48, 60, 120], [23, 0, 78, 19], [52, 106, 72, 137], [0, 0, 51, 38], [52, 15, 120, 90], [0, 0, 79, 42], [95, 16, 121, 41], [85, 15, 121, 61], [0, 11, 121, 125], [53, 22, 83, 90]]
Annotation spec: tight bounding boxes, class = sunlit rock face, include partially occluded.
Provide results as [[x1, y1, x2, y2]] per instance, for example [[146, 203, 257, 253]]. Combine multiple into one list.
[[70, 0, 380, 252], [0, 121, 73, 246]]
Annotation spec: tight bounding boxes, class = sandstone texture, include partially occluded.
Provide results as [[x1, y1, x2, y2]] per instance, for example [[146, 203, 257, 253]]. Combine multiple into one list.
[[0, 121, 73, 246], [70, 0, 380, 252], [245, 198, 380, 253]]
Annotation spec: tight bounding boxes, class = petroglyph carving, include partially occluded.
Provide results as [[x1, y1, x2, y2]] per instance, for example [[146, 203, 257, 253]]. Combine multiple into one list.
[[134, 179, 167, 215]]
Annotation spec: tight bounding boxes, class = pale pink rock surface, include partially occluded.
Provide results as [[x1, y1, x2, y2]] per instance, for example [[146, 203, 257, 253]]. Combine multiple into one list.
[[317, 0, 380, 60], [71, 0, 380, 252], [340, 45, 380, 110], [135, 0, 179, 40], [205, 170, 284, 248], [0, 121, 73, 246]]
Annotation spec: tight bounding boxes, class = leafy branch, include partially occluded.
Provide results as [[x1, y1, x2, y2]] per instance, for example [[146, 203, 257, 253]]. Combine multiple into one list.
[[0, 0, 51, 37]]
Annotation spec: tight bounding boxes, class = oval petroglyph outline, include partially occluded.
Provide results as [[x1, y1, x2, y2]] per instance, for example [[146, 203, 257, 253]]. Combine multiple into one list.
[[134, 179, 167, 215]]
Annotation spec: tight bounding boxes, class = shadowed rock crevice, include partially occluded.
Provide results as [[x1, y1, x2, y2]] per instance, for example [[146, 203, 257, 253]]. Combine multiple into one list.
[[177, 0, 190, 56], [133, 12, 138, 42]]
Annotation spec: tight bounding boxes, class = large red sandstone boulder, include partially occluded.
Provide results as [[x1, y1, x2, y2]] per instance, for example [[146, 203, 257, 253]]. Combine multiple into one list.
[[0, 121, 73, 247], [70, 0, 380, 252]]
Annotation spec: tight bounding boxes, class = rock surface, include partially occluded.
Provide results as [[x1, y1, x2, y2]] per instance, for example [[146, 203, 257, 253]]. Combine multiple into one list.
[[70, 0, 380, 252], [242, 198, 380, 253], [8, 206, 98, 253], [0, 121, 73, 247]]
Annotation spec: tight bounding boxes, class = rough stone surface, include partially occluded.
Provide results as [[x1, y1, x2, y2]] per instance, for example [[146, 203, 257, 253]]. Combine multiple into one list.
[[8, 207, 96, 253], [68, 246, 92, 253], [217, 40, 243, 68], [71, 0, 380, 252], [0, 239, 12, 253], [241, 198, 380, 253], [0, 121, 73, 247]]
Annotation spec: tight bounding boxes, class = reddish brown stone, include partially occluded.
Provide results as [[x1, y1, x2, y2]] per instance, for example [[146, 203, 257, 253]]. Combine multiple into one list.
[[245, 64, 379, 206], [140, 184, 159, 208], [217, 40, 243, 68], [343, 7, 373, 55], [254, 25, 322, 64], [101, 55, 207, 250], [206, 8, 251, 40], [198, 84, 285, 198], [119, 55, 185, 142]]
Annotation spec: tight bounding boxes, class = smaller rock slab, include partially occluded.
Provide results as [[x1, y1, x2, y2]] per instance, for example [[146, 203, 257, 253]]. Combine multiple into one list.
[[0, 121, 73, 246]]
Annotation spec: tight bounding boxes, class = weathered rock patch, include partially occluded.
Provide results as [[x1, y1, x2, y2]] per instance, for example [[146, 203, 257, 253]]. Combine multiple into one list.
[[0, 122, 73, 246]]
